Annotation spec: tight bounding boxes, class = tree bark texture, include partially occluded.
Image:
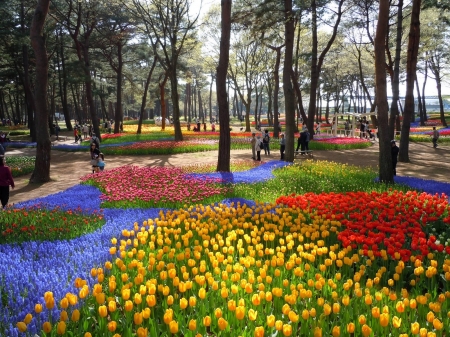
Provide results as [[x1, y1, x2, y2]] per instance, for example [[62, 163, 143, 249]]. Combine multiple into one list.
[[216, 0, 232, 172], [137, 58, 157, 134], [399, 0, 422, 162], [283, 0, 296, 162], [30, 0, 51, 183], [375, 0, 393, 183]]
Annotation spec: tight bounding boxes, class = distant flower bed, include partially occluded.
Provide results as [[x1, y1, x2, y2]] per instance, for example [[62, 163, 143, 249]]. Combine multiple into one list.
[[0, 204, 104, 244], [5, 156, 35, 177], [81, 166, 233, 209]]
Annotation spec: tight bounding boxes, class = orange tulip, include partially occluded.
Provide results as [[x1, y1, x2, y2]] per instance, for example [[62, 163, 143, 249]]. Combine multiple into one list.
[[169, 320, 178, 334], [361, 324, 372, 337], [236, 306, 245, 320], [188, 319, 197, 331], [282, 324, 292, 336], [203, 315, 211, 327], [255, 326, 264, 337], [107, 321, 117, 332], [218, 317, 228, 330]]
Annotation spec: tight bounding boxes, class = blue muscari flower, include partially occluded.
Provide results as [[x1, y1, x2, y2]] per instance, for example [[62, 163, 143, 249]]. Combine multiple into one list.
[[185, 160, 291, 184]]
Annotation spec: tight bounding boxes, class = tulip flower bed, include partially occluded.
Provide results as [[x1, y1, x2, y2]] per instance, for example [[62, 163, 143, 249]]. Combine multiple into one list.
[[181, 160, 262, 174], [4, 161, 450, 337], [0, 204, 105, 244], [4, 156, 35, 177]]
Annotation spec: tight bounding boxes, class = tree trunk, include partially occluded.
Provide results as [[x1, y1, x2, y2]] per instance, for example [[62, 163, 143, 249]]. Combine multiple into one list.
[[415, 77, 424, 125], [168, 63, 183, 140], [283, 0, 296, 162], [137, 58, 157, 134], [114, 43, 123, 133], [375, 0, 393, 183], [389, 0, 403, 139], [216, 0, 232, 172], [209, 72, 214, 122], [271, 47, 282, 138], [58, 27, 71, 131], [436, 78, 447, 127], [399, 0, 422, 162], [30, 0, 51, 183]]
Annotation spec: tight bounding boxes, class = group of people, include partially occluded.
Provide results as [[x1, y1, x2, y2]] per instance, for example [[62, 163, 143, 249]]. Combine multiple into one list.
[[188, 120, 216, 132], [89, 133, 105, 173], [251, 129, 273, 161]]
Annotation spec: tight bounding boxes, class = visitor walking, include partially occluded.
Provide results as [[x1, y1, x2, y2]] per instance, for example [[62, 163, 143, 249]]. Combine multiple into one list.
[[391, 140, 399, 176], [0, 157, 14, 208], [255, 135, 263, 161], [262, 129, 270, 155], [279, 133, 285, 160], [251, 133, 256, 160], [432, 127, 440, 148], [90, 133, 100, 150]]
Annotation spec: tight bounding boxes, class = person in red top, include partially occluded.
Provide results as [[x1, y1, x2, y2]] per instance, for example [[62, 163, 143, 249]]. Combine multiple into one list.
[[0, 156, 15, 208]]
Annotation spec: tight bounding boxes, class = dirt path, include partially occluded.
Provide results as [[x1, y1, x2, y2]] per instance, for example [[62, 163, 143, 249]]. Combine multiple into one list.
[[7, 139, 449, 206]]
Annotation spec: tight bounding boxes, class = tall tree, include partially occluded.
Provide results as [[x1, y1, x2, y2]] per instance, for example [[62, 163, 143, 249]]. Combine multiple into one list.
[[399, 0, 422, 162], [306, 0, 345, 139], [374, 0, 393, 183], [131, 0, 199, 141], [283, 0, 296, 162], [216, 0, 232, 172], [30, 0, 51, 182]]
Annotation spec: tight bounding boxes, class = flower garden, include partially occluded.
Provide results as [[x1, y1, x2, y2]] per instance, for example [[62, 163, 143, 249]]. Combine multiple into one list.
[[1, 154, 450, 337]]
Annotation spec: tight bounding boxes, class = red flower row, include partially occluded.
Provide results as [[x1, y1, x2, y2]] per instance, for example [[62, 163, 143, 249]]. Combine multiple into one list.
[[276, 191, 450, 261]]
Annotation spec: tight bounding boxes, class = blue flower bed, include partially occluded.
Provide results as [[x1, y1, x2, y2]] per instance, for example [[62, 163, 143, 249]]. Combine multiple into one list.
[[1, 163, 449, 336]]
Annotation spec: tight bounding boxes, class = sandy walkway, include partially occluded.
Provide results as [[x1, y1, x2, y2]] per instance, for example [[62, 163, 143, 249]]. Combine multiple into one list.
[[7, 137, 449, 206]]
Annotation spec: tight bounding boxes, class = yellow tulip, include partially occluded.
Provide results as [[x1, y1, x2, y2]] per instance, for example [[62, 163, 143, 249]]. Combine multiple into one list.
[[98, 305, 108, 318], [255, 326, 265, 337], [379, 313, 389, 327], [267, 314, 275, 327], [23, 313, 33, 325], [323, 303, 331, 316], [16, 322, 27, 333], [163, 309, 173, 325], [142, 307, 151, 319], [124, 300, 133, 312], [236, 306, 245, 320], [169, 320, 178, 334], [57, 321, 66, 335], [218, 317, 228, 330], [71, 309, 80, 322], [60, 310, 68, 321], [392, 316, 402, 328], [282, 324, 292, 336], [275, 320, 283, 331], [134, 312, 143, 325], [411, 322, 420, 334], [108, 321, 117, 332], [180, 297, 188, 310], [203, 315, 211, 327], [188, 319, 197, 331], [42, 321, 52, 333], [347, 322, 355, 333], [108, 300, 117, 313], [137, 327, 148, 337], [249, 309, 258, 321], [313, 326, 322, 337], [432, 318, 443, 330], [361, 324, 372, 337], [332, 326, 340, 337]]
